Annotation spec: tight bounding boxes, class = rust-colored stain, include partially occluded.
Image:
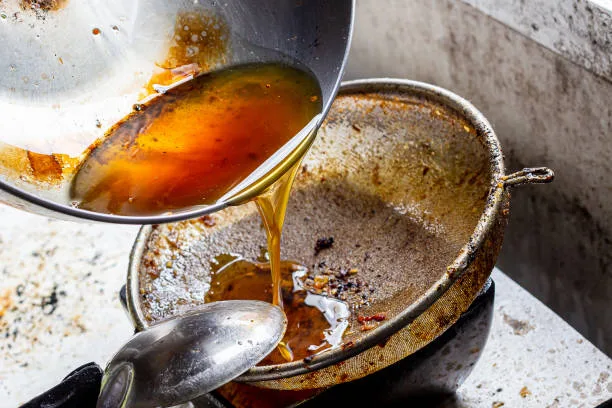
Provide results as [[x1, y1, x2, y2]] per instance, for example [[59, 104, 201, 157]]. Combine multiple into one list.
[[0, 289, 13, 318], [20, 0, 68, 11], [519, 386, 531, 398], [142, 10, 230, 98], [27, 151, 63, 182], [0, 142, 78, 185], [198, 214, 216, 227]]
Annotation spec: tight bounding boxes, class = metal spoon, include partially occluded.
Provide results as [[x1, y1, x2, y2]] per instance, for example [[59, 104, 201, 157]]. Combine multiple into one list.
[[96, 300, 286, 408]]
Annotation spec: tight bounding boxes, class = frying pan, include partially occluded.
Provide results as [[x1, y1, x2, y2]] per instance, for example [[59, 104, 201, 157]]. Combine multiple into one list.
[[0, 0, 353, 224], [126, 79, 553, 390]]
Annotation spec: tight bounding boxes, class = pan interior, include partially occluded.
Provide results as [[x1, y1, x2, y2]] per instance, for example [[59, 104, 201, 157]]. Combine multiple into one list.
[[135, 89, 492, 365]]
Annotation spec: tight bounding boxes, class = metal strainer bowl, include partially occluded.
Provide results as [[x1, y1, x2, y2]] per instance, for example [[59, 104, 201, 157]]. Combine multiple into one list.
[[126, 79, 554, 390]]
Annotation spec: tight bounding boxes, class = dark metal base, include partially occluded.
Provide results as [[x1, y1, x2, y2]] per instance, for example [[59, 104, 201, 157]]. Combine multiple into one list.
[[198, 278, 495, 408], [20, 278, 494, 408]]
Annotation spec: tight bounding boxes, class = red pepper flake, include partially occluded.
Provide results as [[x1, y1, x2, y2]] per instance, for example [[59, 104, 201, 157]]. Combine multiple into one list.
[[199, 215, 216, 227], [358, 312, 387, 323]]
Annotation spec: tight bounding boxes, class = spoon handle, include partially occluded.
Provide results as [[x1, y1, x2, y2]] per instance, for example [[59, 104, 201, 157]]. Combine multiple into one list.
[[96, 363, 135, 408]]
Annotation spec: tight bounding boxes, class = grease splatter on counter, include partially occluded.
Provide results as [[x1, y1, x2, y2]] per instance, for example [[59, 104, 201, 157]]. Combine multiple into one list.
[[0, 205, 137, 404]]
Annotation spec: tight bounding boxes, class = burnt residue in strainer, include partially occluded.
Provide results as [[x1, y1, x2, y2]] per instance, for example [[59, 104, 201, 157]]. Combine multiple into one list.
[[127, 80, 552, 390]]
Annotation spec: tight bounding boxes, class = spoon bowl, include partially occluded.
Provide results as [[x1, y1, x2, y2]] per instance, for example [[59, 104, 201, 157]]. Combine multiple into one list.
[[96, 300, 287, 408]]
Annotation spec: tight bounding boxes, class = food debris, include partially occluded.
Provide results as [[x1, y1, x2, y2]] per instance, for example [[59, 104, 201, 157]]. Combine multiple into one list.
[[313, 275, 329, 289], [20, 0, 68, 12], [199, 215, 216, 227], [299, 266, 373, 309], [358, 312, 387, 323], [519, 386, 531, 398], [358, 312, 387, 331], [492, 402, 505, 408], [314, 236, 334, 255]]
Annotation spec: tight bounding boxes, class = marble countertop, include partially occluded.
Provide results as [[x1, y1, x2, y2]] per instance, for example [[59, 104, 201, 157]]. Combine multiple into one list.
[[0, 204, 610, 407]]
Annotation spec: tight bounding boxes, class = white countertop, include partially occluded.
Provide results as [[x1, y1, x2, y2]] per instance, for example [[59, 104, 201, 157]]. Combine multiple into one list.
[[0, 204, 610, 407]]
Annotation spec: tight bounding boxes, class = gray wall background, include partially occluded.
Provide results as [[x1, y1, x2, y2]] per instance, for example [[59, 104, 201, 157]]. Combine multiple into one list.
[[345, 0, 611, 354]]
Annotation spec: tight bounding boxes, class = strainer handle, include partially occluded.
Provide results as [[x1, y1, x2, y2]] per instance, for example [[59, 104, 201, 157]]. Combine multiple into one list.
[[502, 167, 555, 187]]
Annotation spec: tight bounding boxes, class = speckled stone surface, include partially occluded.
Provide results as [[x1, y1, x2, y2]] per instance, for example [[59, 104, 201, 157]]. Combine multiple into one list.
[[459, 0, 612, 81], [0, 205, 610, 407], [0, 205, 137, 405], [443, 271, 612, 408]]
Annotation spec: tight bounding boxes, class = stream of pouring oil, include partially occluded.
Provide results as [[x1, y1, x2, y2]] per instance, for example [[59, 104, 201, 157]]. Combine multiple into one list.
[[254, 161, 302, 361], [70, 63, 323, 361]]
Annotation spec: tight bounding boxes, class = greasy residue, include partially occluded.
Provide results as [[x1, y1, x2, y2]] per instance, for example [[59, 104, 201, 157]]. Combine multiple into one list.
[[142, 10, 230, 98]]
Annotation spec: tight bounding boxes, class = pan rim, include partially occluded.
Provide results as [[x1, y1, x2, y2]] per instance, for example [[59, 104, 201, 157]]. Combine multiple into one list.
[[126, 78, 506, 381]]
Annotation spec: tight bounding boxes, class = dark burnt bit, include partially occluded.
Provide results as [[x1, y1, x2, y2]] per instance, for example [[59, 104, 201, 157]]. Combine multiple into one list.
[[314, 236, 334, 256], [299, 267, 373, 309], [303, 355, 313, 364], [341, 340, 354, 350], [40, 284, 60, 315], [351, 124, 361, 132]]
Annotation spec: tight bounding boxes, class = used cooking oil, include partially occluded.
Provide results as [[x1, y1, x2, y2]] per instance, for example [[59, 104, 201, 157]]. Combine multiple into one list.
[[207, 255, 349, 365], [71, 62, 338, 361], [70, 63, 322, 216]]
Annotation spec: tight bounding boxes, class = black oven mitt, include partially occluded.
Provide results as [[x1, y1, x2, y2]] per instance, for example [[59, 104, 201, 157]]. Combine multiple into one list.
[[19, 362, 102, 408]]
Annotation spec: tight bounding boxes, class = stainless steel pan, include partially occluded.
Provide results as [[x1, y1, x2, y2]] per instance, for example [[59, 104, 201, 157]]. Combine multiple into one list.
[[0, 0, 353, 224]]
